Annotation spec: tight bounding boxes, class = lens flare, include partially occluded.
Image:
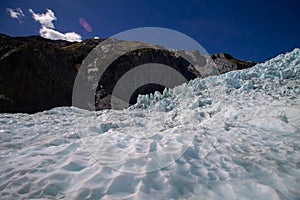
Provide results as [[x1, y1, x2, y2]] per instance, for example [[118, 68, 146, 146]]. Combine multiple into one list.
[[79, 17, 92, 32]]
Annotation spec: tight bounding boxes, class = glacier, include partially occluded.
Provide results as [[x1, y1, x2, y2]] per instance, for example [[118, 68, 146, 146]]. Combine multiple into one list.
[[0, 49, 300, 199]]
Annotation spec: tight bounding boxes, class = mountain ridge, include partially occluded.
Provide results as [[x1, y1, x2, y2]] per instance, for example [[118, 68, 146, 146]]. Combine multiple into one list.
[[0, 34, 257, 113]]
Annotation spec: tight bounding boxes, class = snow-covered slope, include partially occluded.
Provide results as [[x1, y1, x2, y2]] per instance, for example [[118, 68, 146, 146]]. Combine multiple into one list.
[[0, 49, 299, 199]]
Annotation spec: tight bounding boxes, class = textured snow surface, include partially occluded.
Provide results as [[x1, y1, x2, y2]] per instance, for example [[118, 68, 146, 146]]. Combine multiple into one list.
[[1, 49, 300, 199]]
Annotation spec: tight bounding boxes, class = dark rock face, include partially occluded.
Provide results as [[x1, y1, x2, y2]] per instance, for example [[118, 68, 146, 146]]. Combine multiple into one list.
[[0, 34, 257, 113], [0, 34, 103, 113], [0, 41, 75, 113]]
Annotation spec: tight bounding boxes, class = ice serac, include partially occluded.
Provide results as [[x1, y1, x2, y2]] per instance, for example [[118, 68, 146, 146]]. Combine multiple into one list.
[[136, 49, 299, 109], [0, 48, 299, 199]]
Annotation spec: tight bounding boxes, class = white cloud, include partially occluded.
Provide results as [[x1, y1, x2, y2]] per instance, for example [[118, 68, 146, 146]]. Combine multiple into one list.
[[29, 8, 56, 29], [29, 8, 82, 42], [64, 32, 82, 42], [40, 27, 82, 42], [7, 8, 25, 22]]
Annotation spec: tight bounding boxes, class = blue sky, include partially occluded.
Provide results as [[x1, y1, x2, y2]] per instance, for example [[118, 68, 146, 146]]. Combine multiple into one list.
[[1, 0, 300, 62]]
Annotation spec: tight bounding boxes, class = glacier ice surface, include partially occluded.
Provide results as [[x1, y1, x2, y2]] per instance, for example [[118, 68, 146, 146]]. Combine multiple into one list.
[[0, 49, 300, 199]]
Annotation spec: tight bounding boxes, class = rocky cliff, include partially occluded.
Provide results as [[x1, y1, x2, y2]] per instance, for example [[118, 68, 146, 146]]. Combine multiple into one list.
[[0, 34, 256, 113]]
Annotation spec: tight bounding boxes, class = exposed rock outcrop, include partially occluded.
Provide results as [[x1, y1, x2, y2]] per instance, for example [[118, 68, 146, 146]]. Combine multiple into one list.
[[211, 53, 257, 74]]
